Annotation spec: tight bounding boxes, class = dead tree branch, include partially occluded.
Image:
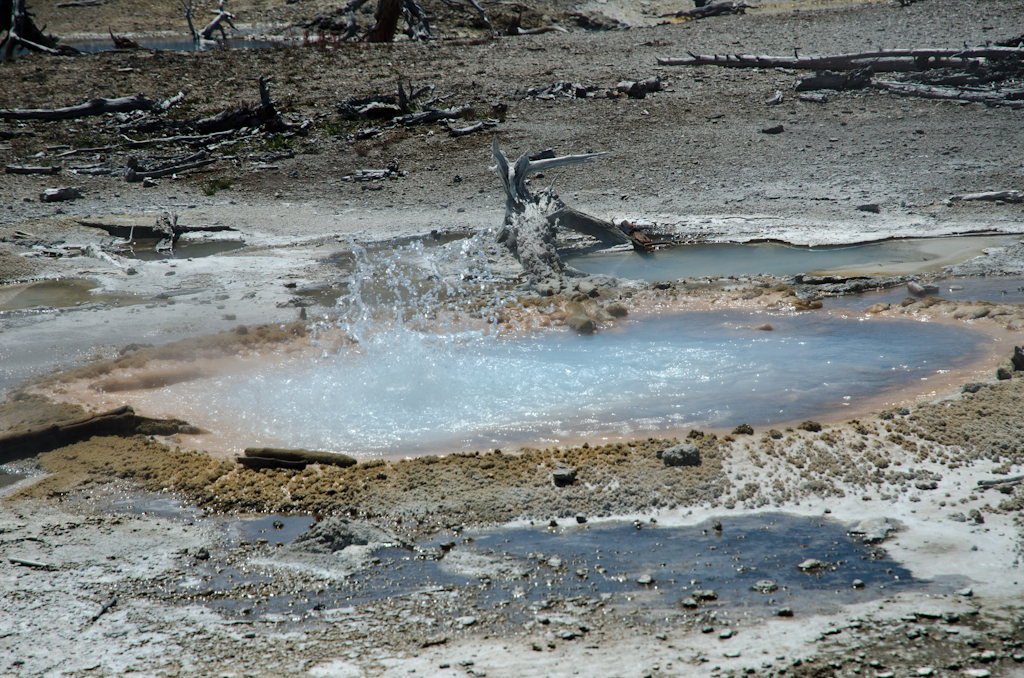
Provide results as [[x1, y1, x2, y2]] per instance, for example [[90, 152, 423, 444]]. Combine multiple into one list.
[[656, 47, 1023, 71], [871, 80, 1024, 108], [177, 0, 198, 41], [0, 95, 156, 121], [200, 0, 236, 40]]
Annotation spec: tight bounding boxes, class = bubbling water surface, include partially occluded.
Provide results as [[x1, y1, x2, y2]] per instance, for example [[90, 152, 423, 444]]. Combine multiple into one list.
[[95, 236, 991, 456]]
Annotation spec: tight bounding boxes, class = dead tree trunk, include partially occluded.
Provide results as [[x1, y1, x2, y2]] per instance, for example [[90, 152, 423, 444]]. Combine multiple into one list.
[[491, 138, 640, 287], [1, 0, 78, 57], [200, 0, 236, 40], [364, 0, 401, 42], [339, 0, 429, 41]]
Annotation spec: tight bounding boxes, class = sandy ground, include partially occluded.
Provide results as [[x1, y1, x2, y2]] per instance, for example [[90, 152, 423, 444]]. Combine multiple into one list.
[[4, 0, 1024, 675]]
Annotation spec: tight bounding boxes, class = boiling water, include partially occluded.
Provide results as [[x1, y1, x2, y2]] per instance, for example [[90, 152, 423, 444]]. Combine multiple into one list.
[[150, 309, 984, 455]]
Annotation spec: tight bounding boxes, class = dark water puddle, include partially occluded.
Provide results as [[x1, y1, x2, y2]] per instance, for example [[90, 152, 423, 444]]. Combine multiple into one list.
[[823, 276, 1024, 309], [195, 514, 955, 622], [565, 235, 1022, 281], [124, 239, 246, 261], [0, 279, 146, 312]]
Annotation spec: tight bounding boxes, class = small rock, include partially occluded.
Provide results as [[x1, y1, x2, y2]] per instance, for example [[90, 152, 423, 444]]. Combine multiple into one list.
[[692, 589, 718, 601], [752, 580, 778, 593], [547, 557, 562, 568], [777, 607, 794, 617], [955, 587, 973, 597], [969, 509, 984, 525], [963, 670, 991, 678], [605, 303, 628, 318], [865, 302, 891, 314], [142, 177, 159, 188], [857, 203, 881, 213], [798, 558, 824, 571], [680, 597, 698, 608], [754, 323, 774, 331], [40, 186, 82, 202], [552, 467, 577, 486], [719, 628, 733, 639], [761, 124, 784, 134], [701, 626, 715, 633], [455, 615, 477, 627], [565, 312, 596, 335], [575, 514, 587, 524], [916, 668, 934, 676], [915, 480, 939, 490], [852, 579, 865, 589], [849, 517, 895, 543], [637, 574, 654, 585], [421, 634, 447, 647], [661, 443, 701, 467], [723, 650, 741, 658]]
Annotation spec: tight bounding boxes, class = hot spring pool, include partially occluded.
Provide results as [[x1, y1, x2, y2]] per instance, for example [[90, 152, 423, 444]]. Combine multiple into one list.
[[109, 309, 989, 456]]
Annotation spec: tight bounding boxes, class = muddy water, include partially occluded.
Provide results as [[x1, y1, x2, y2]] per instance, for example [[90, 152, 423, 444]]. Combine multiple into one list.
[[565, 235, 1022, 281], [186, 513, 954, 622], [0, 279, 145, 312]]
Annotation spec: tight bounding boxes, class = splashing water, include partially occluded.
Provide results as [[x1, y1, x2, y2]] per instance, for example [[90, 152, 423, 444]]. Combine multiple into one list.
[[136, 236, 989, 457]]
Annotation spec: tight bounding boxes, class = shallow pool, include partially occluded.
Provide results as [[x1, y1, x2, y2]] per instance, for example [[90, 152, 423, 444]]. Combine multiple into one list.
[[565, 235, 1022, 281], [134, 309, 987, 455]]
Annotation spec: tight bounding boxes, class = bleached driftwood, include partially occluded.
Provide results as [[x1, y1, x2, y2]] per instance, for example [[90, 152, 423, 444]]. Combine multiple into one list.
[[950, 190, 1023, 203], [656, 47, 1024, 71], [200, 0, 236, 40], [0, 95, 155, 121]]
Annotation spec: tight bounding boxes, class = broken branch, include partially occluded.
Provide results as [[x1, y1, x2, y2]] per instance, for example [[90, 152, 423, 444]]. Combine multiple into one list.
[[0, 95, 156, 121]]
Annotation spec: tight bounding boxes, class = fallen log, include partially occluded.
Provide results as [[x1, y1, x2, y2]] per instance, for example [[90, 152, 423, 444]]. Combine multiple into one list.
[[978, 475, 1024, 488], [243, 447, 357, 468], [950, 190, 1023, 203], [547, 206, 631, 248], [661, 0, 750, 19], [0, 95, 156, 122], [0, 405, 136, 463], [393, 104, 472, 126], [5, 164, 60, 175], [871, 80, 1024, 108], [796, 68, 872, 91], [125, 157, 217, 181], [237, 456, 307, 471], [656, 47, 1023, 71]]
